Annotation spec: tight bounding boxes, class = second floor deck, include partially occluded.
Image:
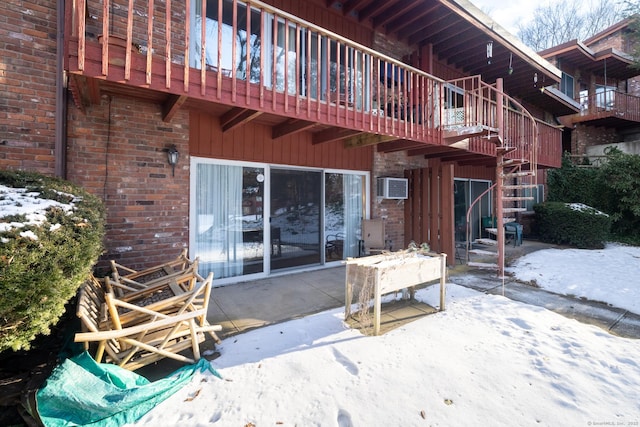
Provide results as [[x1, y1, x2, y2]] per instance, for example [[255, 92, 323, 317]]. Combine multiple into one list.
[[569, 89, 640, 128], [65, 0, 562, 168]]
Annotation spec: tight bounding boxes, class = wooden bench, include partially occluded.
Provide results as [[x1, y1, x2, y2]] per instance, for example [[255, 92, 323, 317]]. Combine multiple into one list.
[[75, 272, 221, 371], [345, 251, 447, 335]]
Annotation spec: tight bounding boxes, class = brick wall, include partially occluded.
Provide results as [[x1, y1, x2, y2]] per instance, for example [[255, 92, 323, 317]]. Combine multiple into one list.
[[372, 150, 429, 251], [0, 0, 58, 174], [572, 124, 618, 156], [66, 95, 190, 274]]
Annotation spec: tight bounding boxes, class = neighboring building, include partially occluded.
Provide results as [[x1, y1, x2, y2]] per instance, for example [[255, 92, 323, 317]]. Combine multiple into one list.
[[540, 17, 640, 164], [1, 0, 574, 284]]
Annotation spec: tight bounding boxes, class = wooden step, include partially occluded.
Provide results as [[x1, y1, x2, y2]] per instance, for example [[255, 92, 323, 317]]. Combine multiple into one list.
[[468, 249, 496, 256], [502, 171, 534, 178], [503, 184, 538, 190], [500, 159, 527, 167], [502, 207, 528, 213], [467, 262, 498, 269], [496, 146, 517, 155], [475, 238, 497, 246], [502, 196, 535, 201], [443, 125, 487, 143]]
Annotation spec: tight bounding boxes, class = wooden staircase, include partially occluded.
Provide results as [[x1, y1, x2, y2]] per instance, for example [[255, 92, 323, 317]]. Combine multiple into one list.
[[461, 78, 538, 276]]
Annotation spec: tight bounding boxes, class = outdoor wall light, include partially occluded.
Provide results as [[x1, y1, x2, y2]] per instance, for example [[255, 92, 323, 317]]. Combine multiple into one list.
[[166, 145, 179, 177], [486, 40, 493, 64]]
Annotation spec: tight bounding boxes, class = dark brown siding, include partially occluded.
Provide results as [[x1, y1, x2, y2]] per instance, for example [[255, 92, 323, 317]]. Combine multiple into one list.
[[190, 111, 374, 170]]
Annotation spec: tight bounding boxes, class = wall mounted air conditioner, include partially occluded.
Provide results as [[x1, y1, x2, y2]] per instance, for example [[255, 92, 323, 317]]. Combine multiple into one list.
[[377, 177, 408, 199]]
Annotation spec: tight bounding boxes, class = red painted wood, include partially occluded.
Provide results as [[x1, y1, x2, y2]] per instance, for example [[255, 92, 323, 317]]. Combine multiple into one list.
[[189, 111, 373, 171]]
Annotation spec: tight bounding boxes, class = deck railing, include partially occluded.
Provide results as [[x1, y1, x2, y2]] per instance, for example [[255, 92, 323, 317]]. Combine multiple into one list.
[[66, 0, 557, 165], [67, 0, 448, 144], [444, 76, 539, 170], [579, 89, 640, 122]]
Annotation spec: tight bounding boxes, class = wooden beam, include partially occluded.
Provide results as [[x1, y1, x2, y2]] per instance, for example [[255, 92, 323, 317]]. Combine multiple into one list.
[[377, 139, 428, 153], [424, 150, 475, 160], [312, 128, 361, 145], [67, 74, 87, 114], [439, 153, 489, 163], [343, 133, 397, 148], [162, 94, 188, 122], [87, 78, 101, 106], [272, 119, 317, 140], [407, 145, 458, 157], [220, 107, 262, 132]]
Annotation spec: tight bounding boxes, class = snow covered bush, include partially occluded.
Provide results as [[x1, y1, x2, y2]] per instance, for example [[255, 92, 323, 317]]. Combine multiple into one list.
[[0, 170, 105, 352], [534, 202, 610, 249]]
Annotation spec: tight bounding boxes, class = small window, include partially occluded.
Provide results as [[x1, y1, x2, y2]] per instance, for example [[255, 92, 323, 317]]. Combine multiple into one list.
[[560, 72, 574, 100]]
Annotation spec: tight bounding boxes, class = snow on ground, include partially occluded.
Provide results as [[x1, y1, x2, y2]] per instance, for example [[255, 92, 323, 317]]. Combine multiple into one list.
[[133, 245, 640, 426], [508, 243, 640, 314]]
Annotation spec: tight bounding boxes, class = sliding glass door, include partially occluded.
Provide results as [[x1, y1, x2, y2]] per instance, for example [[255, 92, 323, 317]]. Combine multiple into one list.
[[325, 173, 364, 261], [454, 178, 491, 243], [191, 159, 368, 281], [192, 162, 266, 280], [270, 168, 322, 271]]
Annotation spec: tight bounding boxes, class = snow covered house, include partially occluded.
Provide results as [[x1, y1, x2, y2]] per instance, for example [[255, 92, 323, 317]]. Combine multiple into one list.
[[1, 0, 575, 283]]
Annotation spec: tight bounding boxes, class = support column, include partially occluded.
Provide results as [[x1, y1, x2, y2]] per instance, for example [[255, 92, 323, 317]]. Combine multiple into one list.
[[496, 78, 505, 277]]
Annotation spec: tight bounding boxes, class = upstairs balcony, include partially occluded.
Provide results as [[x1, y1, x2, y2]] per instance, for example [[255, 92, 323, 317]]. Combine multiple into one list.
[[65, 0, 559, 167], [567, 89, 640, 128]]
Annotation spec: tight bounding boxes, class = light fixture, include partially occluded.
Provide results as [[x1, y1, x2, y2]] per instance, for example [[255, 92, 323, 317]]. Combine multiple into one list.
[[508, 53, 513, 75], [533, 72, 538, 88], [486, 40, 493, 64], [166, 145, 179, 177]]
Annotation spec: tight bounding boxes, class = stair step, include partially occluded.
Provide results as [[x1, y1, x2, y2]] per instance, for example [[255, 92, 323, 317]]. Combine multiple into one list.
[[475, 238, 497, 246], [502, 171, 534, 178], [496, 146, 517, 154], [503, 184, 538, 190], [500, 158, 527, 166], [469, 249, 496, 256], [468, 262, 498, 269], [502, 207, 528, 213], [502, 196, 535, 201]]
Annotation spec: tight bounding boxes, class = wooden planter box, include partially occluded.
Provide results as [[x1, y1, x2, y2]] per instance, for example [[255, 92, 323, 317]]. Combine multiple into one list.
[[345, 251, 447, 335]]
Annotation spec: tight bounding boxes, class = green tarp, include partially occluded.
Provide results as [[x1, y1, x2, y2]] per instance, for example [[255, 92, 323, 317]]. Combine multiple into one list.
[[36, 351, 220, 426]]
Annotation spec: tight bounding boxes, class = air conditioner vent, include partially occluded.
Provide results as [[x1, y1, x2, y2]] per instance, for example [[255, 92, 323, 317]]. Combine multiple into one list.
[[377, 177, 408, 199]]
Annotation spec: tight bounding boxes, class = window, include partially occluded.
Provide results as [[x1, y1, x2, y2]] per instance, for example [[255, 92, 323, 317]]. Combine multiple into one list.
[[190, 0, 262, 82], [190, 0, 370, 107], [560, 72, 574, 100]]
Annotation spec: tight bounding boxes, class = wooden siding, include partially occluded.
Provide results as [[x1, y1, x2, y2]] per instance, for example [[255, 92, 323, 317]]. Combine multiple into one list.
[[260, 0, 372, 47], [190, 111, 373, 170]]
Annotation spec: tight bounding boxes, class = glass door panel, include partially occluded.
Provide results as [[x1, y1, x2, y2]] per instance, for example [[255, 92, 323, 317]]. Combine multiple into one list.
[[194, 163, 265, 279], [454, 179, 491, 243], [270, 168, 322, 270], [325, 173, 364, 261], [454, 179, 469, 242], [470, 181, 491, 240]]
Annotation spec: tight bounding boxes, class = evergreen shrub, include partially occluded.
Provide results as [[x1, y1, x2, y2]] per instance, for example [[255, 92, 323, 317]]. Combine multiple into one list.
[[0, 170, 105, 352], [534, 202, 610, 249]]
